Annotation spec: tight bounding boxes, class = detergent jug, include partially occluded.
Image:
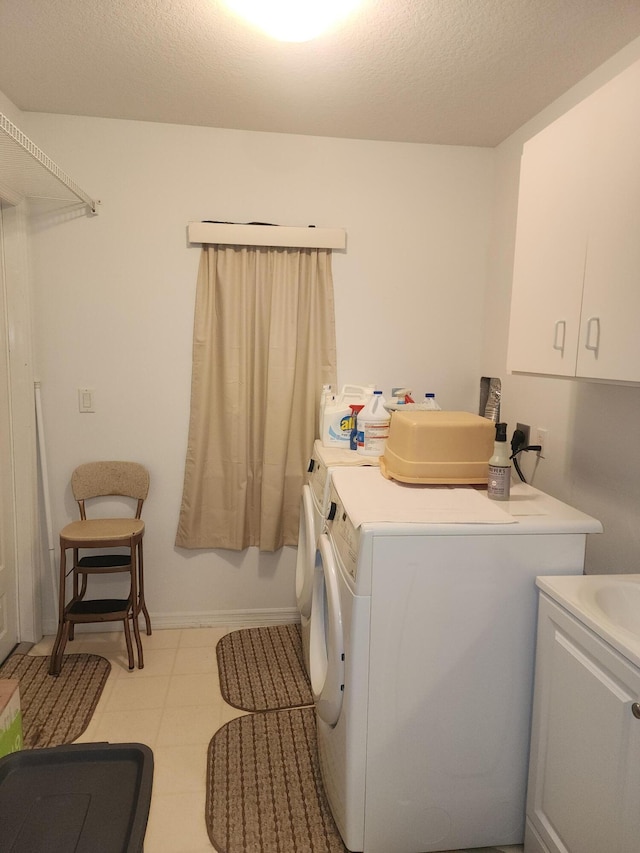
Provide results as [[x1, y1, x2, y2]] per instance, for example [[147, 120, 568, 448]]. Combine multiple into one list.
[[356, 390, 390, 456], [321, 385, 375, 447]]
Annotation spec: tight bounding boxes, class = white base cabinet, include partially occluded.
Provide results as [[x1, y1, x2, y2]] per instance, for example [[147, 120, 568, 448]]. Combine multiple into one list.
[[525, 594, 640, 853]]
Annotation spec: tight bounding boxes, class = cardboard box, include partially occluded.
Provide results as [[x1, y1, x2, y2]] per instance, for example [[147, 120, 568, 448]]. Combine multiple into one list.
[[0, 680, 22, 757]]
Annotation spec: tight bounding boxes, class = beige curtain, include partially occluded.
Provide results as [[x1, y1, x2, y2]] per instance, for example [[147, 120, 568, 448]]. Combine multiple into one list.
[[176, 244, 336, 551]]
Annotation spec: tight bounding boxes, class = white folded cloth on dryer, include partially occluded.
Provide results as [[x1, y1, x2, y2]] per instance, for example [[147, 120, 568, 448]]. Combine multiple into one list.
[[330, 466, 515, 527]]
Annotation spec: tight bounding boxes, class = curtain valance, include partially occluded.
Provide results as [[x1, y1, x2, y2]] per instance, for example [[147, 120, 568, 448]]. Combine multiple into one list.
[[187, 221, 346, 250]]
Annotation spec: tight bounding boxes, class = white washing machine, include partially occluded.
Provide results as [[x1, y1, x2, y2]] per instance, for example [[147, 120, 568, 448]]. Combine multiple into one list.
[[310, 466, 602, 853], [295, 440, 378, 675]]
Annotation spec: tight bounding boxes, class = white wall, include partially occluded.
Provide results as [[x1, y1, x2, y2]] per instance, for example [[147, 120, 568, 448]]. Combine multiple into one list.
[[482, 36, 640, 575], [18, 112, 494, 631]]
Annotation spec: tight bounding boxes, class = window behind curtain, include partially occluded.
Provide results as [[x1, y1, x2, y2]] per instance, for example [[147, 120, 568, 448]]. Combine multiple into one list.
[[176, 244, 336, 551]]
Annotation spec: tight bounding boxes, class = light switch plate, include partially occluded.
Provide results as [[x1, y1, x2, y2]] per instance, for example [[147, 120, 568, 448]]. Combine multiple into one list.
[[78, 388, 95, 413]]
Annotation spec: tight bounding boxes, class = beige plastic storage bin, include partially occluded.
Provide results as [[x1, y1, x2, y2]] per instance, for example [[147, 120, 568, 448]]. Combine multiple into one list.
[[380, 410, 495, 484]]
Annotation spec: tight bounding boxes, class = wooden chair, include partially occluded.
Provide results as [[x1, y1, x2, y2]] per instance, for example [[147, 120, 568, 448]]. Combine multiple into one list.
[[49, 461, 150, 676]]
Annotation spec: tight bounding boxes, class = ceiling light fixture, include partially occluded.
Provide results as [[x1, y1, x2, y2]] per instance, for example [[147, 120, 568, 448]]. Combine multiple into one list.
[[223, 0, 363, 42]]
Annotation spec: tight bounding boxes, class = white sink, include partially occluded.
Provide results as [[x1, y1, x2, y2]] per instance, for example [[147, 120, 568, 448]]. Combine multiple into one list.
[[536, 574, 640, 667], [592, 581, 640, 637]]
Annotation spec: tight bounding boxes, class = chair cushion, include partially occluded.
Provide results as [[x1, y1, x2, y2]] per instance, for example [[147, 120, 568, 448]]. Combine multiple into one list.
[[60, 518, 144, 543]]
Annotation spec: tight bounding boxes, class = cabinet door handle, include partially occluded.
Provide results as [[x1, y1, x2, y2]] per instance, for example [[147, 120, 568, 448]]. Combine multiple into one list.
[[585, 316, 600, 356], [632, 702, 640, 719], [553, 320, 566, 355]]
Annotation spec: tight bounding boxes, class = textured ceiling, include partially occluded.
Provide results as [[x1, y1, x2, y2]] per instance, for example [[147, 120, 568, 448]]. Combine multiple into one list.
[[1, 0, 640, 147]]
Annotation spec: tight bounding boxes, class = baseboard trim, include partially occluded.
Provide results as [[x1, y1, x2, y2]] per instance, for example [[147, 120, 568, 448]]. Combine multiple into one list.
[[146, 607, 301, 631], [42, 607, 300, 637]]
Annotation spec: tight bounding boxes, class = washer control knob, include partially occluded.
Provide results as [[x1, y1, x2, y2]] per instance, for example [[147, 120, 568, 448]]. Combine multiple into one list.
[[632, 703, 640, 719], [327, 501, 337, 521]]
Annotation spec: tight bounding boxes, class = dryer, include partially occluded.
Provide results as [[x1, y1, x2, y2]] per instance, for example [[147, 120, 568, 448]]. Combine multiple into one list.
[[310, 466, 602, 853], [295, 441, 377, 675]]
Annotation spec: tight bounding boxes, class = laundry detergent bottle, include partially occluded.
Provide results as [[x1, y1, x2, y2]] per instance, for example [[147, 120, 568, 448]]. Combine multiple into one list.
[[321, 384, 375, 447], [356, 390, 390, 457]]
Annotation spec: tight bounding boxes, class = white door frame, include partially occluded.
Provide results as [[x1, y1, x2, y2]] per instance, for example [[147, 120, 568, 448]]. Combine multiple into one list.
[[0, 200, 42, 645]]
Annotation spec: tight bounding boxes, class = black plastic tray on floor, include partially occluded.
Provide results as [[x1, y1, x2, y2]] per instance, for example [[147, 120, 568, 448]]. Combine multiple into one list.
[[0, 742, 153, 853]]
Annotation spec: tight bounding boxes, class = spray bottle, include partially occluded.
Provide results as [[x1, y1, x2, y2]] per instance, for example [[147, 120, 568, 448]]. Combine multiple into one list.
[[487, 422, 511, 501]]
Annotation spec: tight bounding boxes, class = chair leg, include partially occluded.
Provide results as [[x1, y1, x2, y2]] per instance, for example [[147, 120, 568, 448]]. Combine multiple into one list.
[[69, 572, 89, 642], [49, 544, 70, 676], [137, 541, 152, 636], [49, 620, 71, 677], [122, 612, 135, 671], [131, 611, 144, 670], [130, 544, 144, 669], [69, 549, 79, 641]]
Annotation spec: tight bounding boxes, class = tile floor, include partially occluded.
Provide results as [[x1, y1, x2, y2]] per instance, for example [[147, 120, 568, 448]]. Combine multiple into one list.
[[30, 627, 524, 853]]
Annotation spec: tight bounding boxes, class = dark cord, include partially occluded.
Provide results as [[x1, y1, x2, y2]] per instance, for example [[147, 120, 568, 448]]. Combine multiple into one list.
[[511, 429, 526, 458], [509, 445, 543, 484], [512, 455, 526, 482]]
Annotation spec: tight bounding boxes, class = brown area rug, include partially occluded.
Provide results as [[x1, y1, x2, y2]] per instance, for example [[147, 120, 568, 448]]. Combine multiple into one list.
[[216, 624, 313, 712], [0, 653, 110, 748], [206, 706, 346, 853], [206, 706, 514, 853]]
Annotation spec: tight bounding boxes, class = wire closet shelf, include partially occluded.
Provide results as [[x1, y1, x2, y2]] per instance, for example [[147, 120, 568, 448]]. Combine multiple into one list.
[[0, 112, 99, 214]]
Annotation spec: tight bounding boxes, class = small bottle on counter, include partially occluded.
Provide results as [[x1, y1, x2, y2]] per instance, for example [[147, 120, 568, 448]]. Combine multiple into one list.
[[349, 404, 365, 450], [487, 421, 511, 500], [422, 393, 441, 410]]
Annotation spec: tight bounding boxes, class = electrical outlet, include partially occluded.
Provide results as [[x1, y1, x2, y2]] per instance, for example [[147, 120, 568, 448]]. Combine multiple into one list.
[[535, 428, 548, 458], [516, 423, 530, 448]]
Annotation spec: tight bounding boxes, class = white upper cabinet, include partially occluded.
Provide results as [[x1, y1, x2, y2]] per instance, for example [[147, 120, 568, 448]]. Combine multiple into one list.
[[508, 59, 640, 383], [578, 61, 640, 381], [508, 99, 592, 377]]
